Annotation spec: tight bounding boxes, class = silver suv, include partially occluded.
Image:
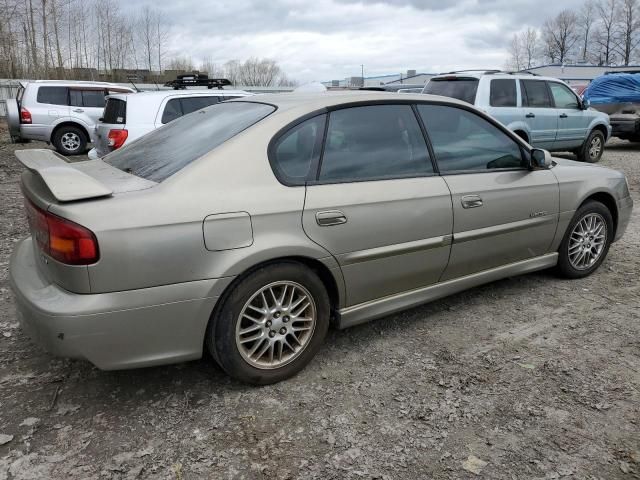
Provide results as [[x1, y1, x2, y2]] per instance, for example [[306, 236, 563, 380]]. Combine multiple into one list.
[[423, 71, 611, 162], [6, 80, 135, 155]]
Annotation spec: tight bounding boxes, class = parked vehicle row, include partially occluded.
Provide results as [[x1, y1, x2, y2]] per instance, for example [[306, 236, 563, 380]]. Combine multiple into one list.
[[6, 80, 135, 155], [10, 92, 633, 384], [422, 71, 611, 163]]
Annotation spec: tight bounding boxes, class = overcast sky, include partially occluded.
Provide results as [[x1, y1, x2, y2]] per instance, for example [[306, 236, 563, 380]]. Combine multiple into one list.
[[125, 0, 586, 82]]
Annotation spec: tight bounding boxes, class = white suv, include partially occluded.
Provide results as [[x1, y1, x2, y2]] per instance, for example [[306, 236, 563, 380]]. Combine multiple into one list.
[[88, 89, 252, 159], [6, 80, 135, 155]]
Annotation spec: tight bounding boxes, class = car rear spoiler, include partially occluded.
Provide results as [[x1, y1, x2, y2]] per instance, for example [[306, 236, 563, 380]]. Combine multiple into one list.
[[15, 149, 113, 202]]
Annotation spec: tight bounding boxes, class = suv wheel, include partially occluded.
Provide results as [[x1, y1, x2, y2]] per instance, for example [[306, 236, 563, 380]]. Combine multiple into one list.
[[577, 130, 605, 163], [556, 200, 613, 279], [207, 262, 330, 384], [52, 126, 87, 156]]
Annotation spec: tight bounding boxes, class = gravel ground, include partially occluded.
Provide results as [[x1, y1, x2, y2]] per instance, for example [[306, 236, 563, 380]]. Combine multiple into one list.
[[0, 123, 638, 480]]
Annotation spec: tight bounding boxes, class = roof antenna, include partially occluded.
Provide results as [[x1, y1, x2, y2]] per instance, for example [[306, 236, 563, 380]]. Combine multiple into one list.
[[126, 74, 141, 93]]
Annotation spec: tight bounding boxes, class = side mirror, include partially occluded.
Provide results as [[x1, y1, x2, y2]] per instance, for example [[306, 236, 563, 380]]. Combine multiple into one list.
[[581, 99, 591, 110], [530, 148, 551, 169]]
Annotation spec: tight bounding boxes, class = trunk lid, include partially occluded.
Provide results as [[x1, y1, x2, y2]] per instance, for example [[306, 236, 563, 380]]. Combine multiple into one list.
[[17, 149, 156, 293]]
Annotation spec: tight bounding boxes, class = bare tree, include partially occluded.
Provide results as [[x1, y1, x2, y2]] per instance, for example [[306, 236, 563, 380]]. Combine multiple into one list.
[[595, 0, 619, 65], [543, 9, 580, 63], [579, 0, 597, 61], [522, 27, 539, 68], [139, 6, 154, 72], [615, 0, 640, 64], [506, 33, 525, 70]]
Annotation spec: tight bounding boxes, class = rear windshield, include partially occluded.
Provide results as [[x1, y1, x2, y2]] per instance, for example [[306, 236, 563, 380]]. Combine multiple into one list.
[[104, 102, 275, 182], [103, 98, 126, 124], [424, 78, 479, 104]]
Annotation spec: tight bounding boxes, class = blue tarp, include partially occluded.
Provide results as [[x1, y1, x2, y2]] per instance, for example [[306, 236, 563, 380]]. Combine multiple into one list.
[[583, 73, 640, 105]]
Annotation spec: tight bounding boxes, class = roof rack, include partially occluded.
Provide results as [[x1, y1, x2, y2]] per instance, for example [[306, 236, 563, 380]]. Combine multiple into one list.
[[441, 69, 502, 75], [164, 74, 232, 90]]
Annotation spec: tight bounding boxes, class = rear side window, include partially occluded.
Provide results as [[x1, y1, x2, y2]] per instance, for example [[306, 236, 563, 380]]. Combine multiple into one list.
[[105, 102, 275, 182], [271, 115, 326, 183], [418, 104, 524, 172], [161, 96, 222, 124], [70, 89, 106, 108], [36, 86, 68, 105], [180, 96, 220, 115], [102, 98, 126, 124], [490, 79, 517, 107], [424, 78, 479, 104], [521, 80, 552, 108], [319, 105, 433, 183], [161, 99, 182, 124]]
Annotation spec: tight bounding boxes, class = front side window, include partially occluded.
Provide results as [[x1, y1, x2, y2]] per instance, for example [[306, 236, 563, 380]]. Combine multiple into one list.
[[319, 105, 433, 183], [521, 80, 552, 108], [549, 82, 580, 109], [36, 86, 68, 106], [271, 115, 325, 183], [423, 78, 479, 104], [490, 79, 517, 107], [105, 102, 275, 182], [418, 104, 525, 172]]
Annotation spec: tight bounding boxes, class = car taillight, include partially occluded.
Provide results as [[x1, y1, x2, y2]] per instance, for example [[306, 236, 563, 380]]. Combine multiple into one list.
[[107, 129, 128, 149], [20, 107, 32, 124], [25, 199, 99, 265]]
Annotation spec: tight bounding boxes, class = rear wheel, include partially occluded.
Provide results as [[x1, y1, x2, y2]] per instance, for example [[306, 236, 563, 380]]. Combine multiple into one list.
[[556, 200, 613, 279], [576, 130, 605, 163], [207, 262, 330, 384], [52, 125, 87, 156]]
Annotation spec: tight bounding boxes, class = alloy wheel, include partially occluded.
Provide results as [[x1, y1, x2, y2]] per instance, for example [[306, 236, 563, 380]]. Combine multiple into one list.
[[235, 281, 317, 369], [568, 213, 607, 270], [588, 136, 602, 160], [61, 132, 81, 152]]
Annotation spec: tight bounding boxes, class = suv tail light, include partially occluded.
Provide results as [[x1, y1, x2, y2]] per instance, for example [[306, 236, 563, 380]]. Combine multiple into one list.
[[25, 199, 99, 265], [107, 129, 128, 149], [20, 107, 32, 124]]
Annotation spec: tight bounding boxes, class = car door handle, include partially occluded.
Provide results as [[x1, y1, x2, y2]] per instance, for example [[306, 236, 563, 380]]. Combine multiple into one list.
[[559, 113, 568, 118], [461, 195, 483, 209], [316, 210, 347, 226], [526, 113, 535, 118], [73, 108, 84, 113]]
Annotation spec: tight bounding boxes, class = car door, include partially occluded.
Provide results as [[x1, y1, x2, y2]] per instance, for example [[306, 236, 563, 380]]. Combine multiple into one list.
[[69, 88, 108, 135], [417, 103, 559, 281], [520, 79, 558, 149], [292, 104, 453, 307], [548, 81, 589, 150]]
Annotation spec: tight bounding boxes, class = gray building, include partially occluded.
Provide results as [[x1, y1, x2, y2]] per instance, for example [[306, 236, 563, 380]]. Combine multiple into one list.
[[520, 63, 640, 85]]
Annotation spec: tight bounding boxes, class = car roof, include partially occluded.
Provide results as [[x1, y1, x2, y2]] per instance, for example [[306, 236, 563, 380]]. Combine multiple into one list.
[[429, 72, 568, 83], [29, 80, 133, 89], [229, 91, 471, 114], [107, 89, 251, 101]]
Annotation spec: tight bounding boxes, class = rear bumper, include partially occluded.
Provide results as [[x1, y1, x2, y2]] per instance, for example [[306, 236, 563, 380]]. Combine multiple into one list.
[[9, 238, 233, 370], [615, 196, 634, 242]]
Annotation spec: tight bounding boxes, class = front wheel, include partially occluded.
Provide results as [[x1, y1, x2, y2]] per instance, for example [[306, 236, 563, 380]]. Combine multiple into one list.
[[207, 262, 330, 384], [556, 201, 613, 279], [576, 130, 605, 163]]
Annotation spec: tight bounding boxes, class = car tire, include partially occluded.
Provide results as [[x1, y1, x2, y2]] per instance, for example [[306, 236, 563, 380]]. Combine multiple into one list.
[[576, 130, 605, 163], [556, 200, 613, 279], [52, 126, 87, 156], [207, 262, 330, 385]]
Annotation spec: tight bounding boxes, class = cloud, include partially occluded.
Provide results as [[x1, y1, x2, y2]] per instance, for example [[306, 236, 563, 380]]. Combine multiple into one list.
[[124, 0, 587, 82]]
